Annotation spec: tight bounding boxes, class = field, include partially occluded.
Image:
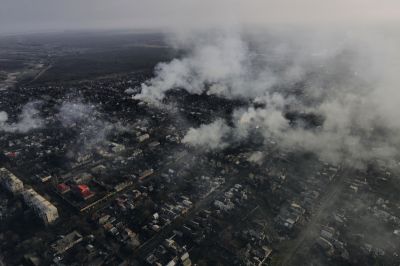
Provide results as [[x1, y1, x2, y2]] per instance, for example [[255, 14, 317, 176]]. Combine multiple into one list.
[[35, 46, 172, 83], [0, 30, 176, 85]]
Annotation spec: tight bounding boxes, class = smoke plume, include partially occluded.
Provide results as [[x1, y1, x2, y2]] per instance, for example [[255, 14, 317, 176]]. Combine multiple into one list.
[[182, 119, 231, 151], [136, 28, 400, 167], [57, 100, 128, 153], [58, 101, 111, 151], [0, 101, 44, 133]]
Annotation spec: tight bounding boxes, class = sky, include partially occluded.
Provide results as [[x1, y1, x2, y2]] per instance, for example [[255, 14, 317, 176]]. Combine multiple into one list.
[[1, 0, 400, 34]]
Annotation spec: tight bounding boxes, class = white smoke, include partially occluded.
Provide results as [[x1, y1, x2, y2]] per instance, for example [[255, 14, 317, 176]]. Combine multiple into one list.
[[134, 31, 257, 102], [182, 119, 231, 151], [57, 101, 94, 127], [134, 30, 356, 102], [247, 151, 264, 165], [138, 28, 400, 167], [0, 111, 8, 124], [124, 87, 135, 95], [57, 101, 128, 152], [0, 101, 44, 133], [57, 101, 109, 153]]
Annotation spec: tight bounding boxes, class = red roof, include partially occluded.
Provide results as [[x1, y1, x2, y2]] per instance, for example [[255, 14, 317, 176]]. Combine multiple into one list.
[[81, 190, 93, 198], [5, 152, 18, 158], [57, 183, 70, 192], [77, 184, 90, 193]]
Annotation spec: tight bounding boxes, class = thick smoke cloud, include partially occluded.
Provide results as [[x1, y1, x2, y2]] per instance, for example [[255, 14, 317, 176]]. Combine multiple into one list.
[[182, 119, 231, 151], [137, 29, 400, 167], [0, 101, 44, 133], [135, 31, 254, 101]]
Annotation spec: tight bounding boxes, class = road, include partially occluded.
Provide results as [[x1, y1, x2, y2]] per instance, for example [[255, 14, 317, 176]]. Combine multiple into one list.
[[278, 169, 350, 266], [28, 64, 52, 84]]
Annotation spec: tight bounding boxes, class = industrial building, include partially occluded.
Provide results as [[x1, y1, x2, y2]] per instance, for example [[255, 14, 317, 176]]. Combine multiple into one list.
[[22, 188, 59, 224], [0, 167, 24, 194]]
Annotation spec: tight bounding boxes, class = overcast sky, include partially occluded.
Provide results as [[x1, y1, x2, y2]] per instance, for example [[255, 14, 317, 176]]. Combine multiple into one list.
[[1, 0, 400, 34]]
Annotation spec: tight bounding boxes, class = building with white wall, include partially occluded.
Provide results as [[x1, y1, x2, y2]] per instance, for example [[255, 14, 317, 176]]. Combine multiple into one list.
[[22, 188, 59, 224]]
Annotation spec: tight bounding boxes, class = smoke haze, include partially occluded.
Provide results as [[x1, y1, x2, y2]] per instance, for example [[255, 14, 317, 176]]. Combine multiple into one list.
[[0, 101, 44, 133], [2, 1, 399, 167], [57, 101, 126, 153], [182, 119, 231, 151], [1, 0, 400, 34], [137, 28, 400, 167]]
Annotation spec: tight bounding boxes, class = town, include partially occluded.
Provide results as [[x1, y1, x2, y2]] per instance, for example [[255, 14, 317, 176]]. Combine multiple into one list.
[[1, 68, 400, 266]]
